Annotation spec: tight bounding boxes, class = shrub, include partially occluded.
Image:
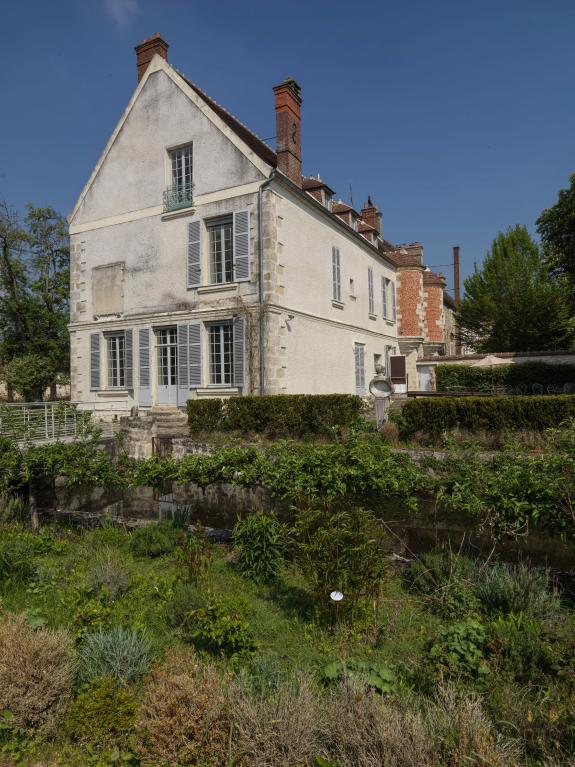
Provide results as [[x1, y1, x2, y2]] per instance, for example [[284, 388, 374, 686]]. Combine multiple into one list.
[[0, 613, 75, 734], [322, 659, 396, 695], [323, 682, 433, 767], [393, 395, 575, 439], [88, 547, 131, 600], [78, 626, 154, 683], [66, 677, 137, 747], [474, 562, 560, 619], [233, 512, 285, 584], [174, 525, 211, 582], [428, 619, 489, 679], [436, 361, 575, 393], [0, 536, 36, 587], [487, 614, 553, 683], [186, 397, 224, 433], [0, 493, 27, 523], [166, 581, 206, 627], [130, 521, 182, 558], [408, 547, 481, 619], [183, 595, 256, 660], [231, 672, 323, 767], [293, 507, 388, 622], [136, 648, 229, 767], [187, 393, 364, 437]]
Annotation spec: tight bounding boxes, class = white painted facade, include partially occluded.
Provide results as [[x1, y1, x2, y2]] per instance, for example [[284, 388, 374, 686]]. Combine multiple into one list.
[[69, 54, 399, 414]]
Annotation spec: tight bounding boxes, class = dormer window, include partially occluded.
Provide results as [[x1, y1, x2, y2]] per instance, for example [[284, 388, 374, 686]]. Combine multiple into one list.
[[323, 190, 332, 209], [164, 144, 193, 211]]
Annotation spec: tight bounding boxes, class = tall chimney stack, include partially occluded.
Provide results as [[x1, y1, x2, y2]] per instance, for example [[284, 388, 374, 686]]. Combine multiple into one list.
[[135, 33, 169, 83], [361, 196, 382, 234], [273, 77, 302, 186]]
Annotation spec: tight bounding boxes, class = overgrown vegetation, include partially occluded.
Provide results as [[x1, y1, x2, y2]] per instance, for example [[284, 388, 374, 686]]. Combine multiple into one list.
[[0, 519, 572, 766]]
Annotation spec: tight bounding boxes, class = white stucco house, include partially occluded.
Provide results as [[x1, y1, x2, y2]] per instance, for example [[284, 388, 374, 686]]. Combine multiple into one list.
[[68, 34, 402, 416]]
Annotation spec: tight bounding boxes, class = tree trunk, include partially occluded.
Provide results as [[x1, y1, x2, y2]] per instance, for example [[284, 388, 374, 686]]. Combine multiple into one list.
[[29, 481, 39, 532]]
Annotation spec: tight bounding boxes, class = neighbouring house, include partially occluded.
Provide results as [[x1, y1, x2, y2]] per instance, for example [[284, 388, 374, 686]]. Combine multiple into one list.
[[68, 34, 453, 416]]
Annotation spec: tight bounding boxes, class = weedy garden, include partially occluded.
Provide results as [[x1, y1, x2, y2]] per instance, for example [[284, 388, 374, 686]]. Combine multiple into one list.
[[1, 398, 575, 766]]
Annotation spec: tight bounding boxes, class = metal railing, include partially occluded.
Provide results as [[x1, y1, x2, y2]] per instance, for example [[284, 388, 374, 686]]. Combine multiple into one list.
[[163, 183, 193, 212], [0, 402, 91, 442]]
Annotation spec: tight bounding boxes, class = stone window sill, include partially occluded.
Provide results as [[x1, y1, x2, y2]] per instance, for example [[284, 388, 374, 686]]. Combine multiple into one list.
[[369, 313, 377, 321], [331, 299, 345, 310], [349, 294, 357, 301], [385, 319, 396, 327], [161, 206, 196, 221], [96, 389, 130, 397], [196, 283, 238, 295]]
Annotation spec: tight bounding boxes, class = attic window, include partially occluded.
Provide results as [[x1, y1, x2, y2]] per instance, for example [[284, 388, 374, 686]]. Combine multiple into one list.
[[164, 144, 193, 211], [323, 190, 332, 209]]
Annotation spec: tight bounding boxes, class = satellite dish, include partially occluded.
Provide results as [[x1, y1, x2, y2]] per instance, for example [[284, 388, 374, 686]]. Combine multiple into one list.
[[330, 590, 344, 602]]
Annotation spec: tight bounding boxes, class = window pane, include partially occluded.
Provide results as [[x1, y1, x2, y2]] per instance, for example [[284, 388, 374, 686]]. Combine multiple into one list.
[[107, 334, 125, 388], [209, 323, 233, 385], [208, 220, 233, 285]]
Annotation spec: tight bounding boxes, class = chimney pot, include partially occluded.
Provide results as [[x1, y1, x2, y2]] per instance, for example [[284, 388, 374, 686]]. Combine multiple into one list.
[[135, 33, 169, 83], [273, 77, 303, 186]]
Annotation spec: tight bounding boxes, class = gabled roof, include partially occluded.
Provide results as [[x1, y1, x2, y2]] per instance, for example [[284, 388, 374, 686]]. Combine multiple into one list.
[[176, 70, 277, 168], [423, 271, 446, 287], [302, 175, 335, 195]]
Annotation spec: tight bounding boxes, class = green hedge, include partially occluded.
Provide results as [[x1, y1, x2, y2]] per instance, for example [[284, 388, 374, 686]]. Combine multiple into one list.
[[435, 361, 575, 393], [392, 395, 575, 438], [187, 394, 364, 437]]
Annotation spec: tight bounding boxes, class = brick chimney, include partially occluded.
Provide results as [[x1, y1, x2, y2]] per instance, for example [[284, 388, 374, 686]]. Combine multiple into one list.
[[273, 77, 302, 186], [361, 196, 382, 234], [135, 33, 169, 83]]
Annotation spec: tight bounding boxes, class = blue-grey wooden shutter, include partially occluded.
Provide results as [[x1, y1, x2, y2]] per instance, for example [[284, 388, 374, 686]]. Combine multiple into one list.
[[332, 247, 341, 302], [233, 210, 250, 282], [138, 327, 151, 407], [189, 322, 202, 388], [368, 267, 375, 315], [177, 324, 189, 403], [354, 344, 365, 395], [124, 329, 133, 389], [382, 277, 389, 319], [90, 333, 100, 391], [391, 281, 397, 320], [233, 316, 245, 387], [187, 220, 202, 288]]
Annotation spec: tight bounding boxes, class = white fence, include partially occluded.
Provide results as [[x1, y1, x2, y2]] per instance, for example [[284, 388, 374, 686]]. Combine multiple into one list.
[[0, 402, 91, 442]]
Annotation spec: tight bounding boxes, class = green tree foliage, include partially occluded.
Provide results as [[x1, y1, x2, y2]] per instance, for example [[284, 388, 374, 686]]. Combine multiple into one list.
[[537, 172, 575, 308], [456, 225, 573, 352], [0, 200, 70, 398], [2, 353, 55, 401]]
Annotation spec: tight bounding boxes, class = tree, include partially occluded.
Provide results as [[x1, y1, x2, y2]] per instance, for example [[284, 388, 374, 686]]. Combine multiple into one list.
[[537, 173, 575, 309], [0, 201, 70, 398], [2, 354, 56, 401], [457, 225, 574, 353]]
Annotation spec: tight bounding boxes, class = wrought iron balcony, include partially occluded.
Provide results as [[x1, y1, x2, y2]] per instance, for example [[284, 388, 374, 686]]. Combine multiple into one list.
[[163, 183, 193, 212]]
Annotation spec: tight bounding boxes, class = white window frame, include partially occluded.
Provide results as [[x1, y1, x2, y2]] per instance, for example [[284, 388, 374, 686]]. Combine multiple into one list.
[[368, 267, 375, 315], [208, 322, 234, 386], [383, 277, 390, 319], [106, 333, 125, 389], [207, 216, 234, 285], [170, 144, 193, 190], [354, 343, 366, 395], [332, 247, 341, 303]]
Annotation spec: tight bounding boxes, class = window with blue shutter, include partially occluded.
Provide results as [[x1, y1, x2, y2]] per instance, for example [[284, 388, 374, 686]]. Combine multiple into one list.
[[138, 327, 151, 407], [382, 277, 389, 319], [368, 267, 375, 315], [187, 220, 202, 288], [125, 329, 133, 389], [233, 210, 250, 282], [177, 323, 202, 403], [233, 316, 245, 387], [354, 343, 366, 395], [90, 333, 100, 391], [391, 281, 397, 321], [332, 247, 341, 302]]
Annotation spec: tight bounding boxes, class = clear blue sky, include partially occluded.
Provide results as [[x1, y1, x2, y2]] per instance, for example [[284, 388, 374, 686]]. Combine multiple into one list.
[[1, 0, 574, 289]]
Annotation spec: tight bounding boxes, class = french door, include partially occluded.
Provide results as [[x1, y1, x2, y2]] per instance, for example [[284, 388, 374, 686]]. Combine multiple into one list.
[[156, 327, 178, 405]]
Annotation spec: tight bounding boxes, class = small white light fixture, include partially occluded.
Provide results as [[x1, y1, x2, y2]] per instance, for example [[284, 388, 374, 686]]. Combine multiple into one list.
[[330, 590, 344, 602]]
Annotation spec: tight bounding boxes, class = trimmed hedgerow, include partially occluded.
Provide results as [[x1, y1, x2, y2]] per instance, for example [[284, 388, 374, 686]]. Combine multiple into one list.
[[187, 394, 364, 437], [436, 361, 575, 393], [392, 395, 575, 439]]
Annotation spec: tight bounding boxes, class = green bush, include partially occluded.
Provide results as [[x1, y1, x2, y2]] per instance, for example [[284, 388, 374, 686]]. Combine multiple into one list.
[[429, 619, 489, 679], [436, 361, 575, 393], [0, 536, 36, 587], [166, 581, 206, 627], [66, 677, 137, 747], [408, 547, 480, 619], [487, 614, 552, 683], [187, 393, 364, 437], [293, 507, 388, 622], [187, 398, 224, 433], [322, 659, 396, 695], [1, 353, 55, 401], [233, 512, 285, 584], [130, 521, 182, 558], [474, 563, 559, 619], [183, 596, 257, 660], [393, 395, 575, 438], [78, 626, 154, 683], [88, 547, 131, 600]]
